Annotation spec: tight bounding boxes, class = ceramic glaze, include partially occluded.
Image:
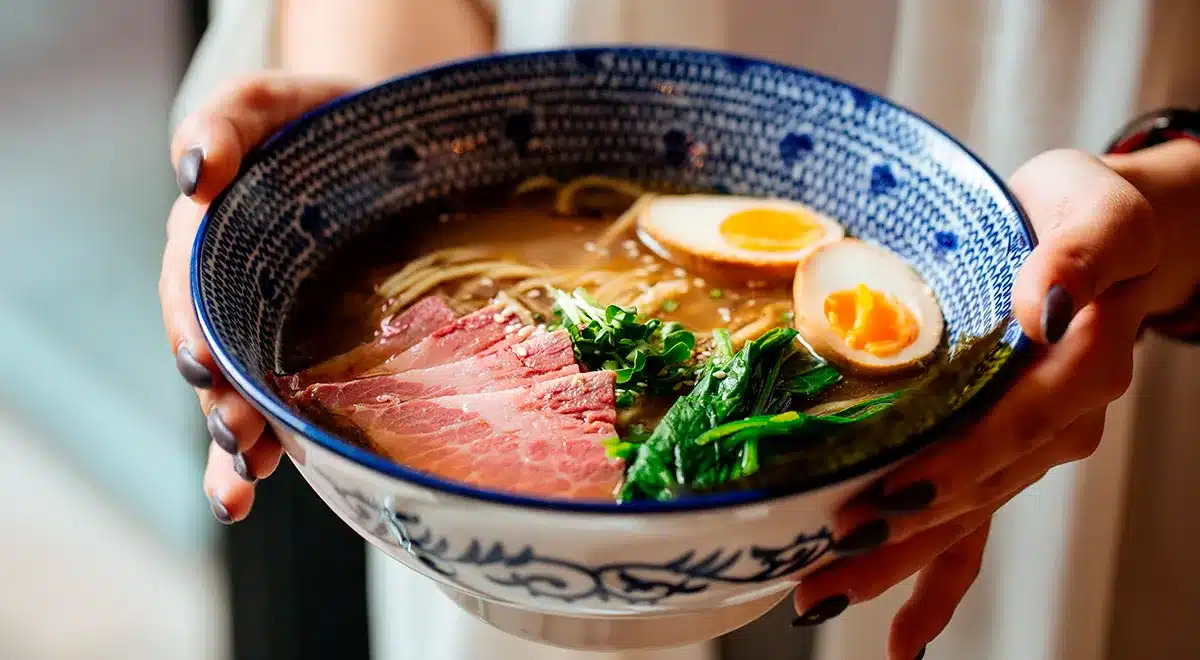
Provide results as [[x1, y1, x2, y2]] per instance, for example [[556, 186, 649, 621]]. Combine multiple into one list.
[[194, 47, 1033, 650]]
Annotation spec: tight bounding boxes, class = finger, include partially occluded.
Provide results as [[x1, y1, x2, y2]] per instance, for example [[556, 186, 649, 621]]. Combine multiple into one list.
[[1008, 149, 1159, 343], [837, 411, 1105, 543], [855, 284, 1143, 523], [161, 195, 221, 388], [794, 503, 999, 623], [888, 519, 992, 660], [197, 387, 268, 456], [205, 440, 256, 524], [233, 427, 286, 483], [171, 73, 355, 201]]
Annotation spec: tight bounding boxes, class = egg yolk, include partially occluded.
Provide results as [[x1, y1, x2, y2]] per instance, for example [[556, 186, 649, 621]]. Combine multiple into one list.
[[823, 284, 919, 357], [719, 208, 825, 252]]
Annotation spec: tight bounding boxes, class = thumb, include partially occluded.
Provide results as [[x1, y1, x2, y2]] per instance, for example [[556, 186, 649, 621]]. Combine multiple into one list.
[[1008, 149, 1159, 343]]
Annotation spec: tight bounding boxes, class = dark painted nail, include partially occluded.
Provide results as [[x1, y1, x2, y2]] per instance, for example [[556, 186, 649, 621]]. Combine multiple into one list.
[[176, 146, 203, 196], [914, 646, 927, 660], [209, 493, 233, 525], [175, 344, 214, 389], [1041, 285, 1074, 343], [207, 407, 239, 455], [878, 480, 937, 514], [791, 594, 850, 627], [833, 518, 889, 556], [232, 452, 256, 483]]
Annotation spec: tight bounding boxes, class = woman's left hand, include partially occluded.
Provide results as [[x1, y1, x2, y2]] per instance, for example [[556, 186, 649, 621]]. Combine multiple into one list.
[[793, 144, 1200, 660]]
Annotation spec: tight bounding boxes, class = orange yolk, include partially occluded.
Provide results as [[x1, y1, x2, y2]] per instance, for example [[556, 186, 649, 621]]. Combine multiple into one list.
[[823, 284, 920, 357], [718, 208, 825, 252]]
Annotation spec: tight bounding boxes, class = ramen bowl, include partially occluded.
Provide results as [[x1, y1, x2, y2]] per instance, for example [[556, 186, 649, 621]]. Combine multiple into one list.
[[193, 47, 1033, 651]]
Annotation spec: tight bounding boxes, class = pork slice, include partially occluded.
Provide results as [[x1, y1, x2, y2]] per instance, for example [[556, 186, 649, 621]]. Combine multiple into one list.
[[298, 329, 580, 411], [364, 304, 524, 375], [273, 296, 456, 392], [340, 371, 622, 500]]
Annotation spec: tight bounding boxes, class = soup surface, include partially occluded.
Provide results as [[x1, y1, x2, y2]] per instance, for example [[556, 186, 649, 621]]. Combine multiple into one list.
[[275, 178, 941, 501]]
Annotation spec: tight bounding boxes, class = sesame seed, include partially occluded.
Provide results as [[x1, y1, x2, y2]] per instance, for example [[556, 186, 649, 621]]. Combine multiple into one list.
[[673, 267, 687, 277], [572, 375, 585, 387], [527, 289, 542, 298], [645, 263, 661, 273], [674, 382, 685, 391], [713, 370, 727, 380], [514, 346, 527, 357], [640, 254, 656, 264], [479, 277, 494, 287], [693, 277, 706, 287], [718, 307, 732, 322], [583, 241, 597, 252], [493, 313, 507, 323], [622, 239, 638, 251], [437, 214, 450, 223], [536, 324, 547, 332], [517, 326, 535, 338]]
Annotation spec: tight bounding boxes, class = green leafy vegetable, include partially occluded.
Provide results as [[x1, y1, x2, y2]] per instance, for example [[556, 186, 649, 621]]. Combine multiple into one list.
[[550, 288, 696, 407], [661, 299, 679, 313], [699, 321, 1013, 494], [787, 363, 843, 397], [709, 288, 724, 299], [618, 327, 799, 501]]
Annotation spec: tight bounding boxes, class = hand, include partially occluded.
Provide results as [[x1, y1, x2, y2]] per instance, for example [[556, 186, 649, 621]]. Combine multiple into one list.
[[160, 73, 355, 524], [793, 144, 1200, 659]]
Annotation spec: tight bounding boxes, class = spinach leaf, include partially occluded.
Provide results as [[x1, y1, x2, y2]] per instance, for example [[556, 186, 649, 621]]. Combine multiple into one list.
[[788, 363, 843, 397], [617, 327, 798, 501]]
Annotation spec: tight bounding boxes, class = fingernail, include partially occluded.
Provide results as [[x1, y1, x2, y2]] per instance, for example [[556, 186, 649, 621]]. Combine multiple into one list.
[[878, 480, 937, 514], [175, 344, 214, 389], [1041, 285, 1074, 343], [176, 146, 203, 196], [232, 452, 256, 483], [209, 493, 233, 525], [791, 594, 850, 627], [207, 407, 239, 455], [833, 518, 889, 556], [915, 646, 927, 660]]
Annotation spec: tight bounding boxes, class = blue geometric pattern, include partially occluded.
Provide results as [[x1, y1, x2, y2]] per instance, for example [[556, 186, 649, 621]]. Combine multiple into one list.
[[194, 47, 1033, 510]]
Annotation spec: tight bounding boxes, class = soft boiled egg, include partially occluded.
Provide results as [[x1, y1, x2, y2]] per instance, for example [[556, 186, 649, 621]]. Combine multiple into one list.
[[792, 239, 944, 375], [636, 195, 845, 282]]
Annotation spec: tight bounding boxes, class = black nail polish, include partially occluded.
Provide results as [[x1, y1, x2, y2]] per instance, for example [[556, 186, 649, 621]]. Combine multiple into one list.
[[833, 518, 889, 556], [232, 452, 256, 483], [914, 646, 927, 660], [791, 594, 850, 627], [878, 481, 937, 514], [176, 146, 203, 196], [1041, 285, 1074, 343], [175, 345, 214, 389], [209, 493, 233, 525], [207, 408, 239, 455]]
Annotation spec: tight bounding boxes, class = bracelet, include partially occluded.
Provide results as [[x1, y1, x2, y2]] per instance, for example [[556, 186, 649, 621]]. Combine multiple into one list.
[[1105, 107, 1200, 344]]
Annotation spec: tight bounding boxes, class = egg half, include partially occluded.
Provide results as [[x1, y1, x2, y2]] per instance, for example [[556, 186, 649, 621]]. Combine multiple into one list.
[[636, 195, 845, 282], [792, 239, 944, 375]]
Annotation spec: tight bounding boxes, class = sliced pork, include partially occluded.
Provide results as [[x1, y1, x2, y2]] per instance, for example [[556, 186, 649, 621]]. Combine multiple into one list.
[[297, 329, 580, 410], [363, 304, 523, 375], [274, 295, 456, 392], [338, 371, 622, 499]]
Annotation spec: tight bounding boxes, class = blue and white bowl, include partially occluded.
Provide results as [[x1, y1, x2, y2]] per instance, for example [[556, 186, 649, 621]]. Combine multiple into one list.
[[193, 47, 1033, 650]]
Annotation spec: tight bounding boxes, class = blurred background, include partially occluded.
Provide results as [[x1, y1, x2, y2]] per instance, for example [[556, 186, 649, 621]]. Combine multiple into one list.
[[1, 1, 1197, 659]]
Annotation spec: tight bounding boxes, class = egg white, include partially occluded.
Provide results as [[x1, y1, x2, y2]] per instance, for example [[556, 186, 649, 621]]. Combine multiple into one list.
[[792, 239, 944, 375], [636, 194, 845, 282]]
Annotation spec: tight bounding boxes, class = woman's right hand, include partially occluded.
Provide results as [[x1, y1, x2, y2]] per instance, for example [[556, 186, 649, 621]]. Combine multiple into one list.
[[161, 73, 356, 524]]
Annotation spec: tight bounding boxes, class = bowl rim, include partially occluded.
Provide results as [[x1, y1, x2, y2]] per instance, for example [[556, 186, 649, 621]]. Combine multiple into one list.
[[192, 45, 1037, 515]]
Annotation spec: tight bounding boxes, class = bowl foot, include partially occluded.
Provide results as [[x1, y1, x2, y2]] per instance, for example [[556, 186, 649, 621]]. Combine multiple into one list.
[[439, 586, 790, 651]]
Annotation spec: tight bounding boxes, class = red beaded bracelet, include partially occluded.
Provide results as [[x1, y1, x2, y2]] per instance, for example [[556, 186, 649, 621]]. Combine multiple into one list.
[[1106, 108, 1200, 343]]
